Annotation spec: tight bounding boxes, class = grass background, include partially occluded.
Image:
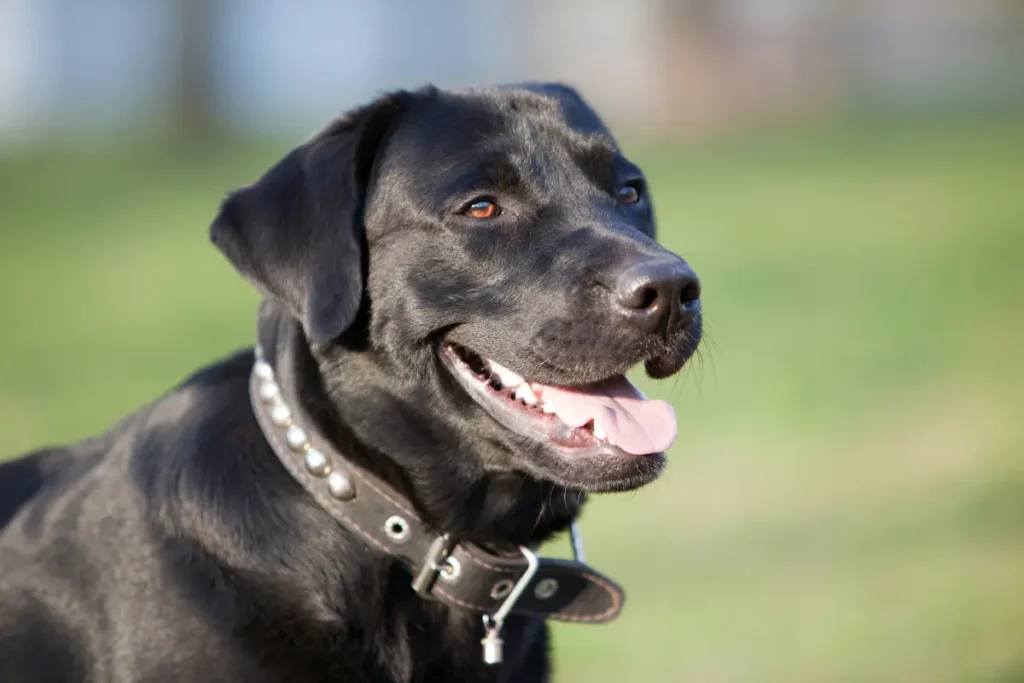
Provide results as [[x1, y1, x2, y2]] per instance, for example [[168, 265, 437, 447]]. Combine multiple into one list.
[[1, 118, 1022, 682]]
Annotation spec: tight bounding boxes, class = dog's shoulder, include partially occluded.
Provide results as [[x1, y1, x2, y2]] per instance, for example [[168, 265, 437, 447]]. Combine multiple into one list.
[[0, 349, 255, 542], [0, 349, 275, 681]]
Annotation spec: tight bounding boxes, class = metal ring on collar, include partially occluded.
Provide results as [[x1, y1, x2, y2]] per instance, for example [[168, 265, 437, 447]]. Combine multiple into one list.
[[383, 515, 410, 542]]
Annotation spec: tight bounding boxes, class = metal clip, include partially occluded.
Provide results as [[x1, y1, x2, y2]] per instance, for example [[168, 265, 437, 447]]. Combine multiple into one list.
[[569, 521, 586, 563], [480, 546, 539, 665], [411, 533, 453, 595]]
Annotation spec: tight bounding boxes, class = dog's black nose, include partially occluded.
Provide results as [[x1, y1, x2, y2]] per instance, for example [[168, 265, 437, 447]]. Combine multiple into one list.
[[615, 259, 701, 332]]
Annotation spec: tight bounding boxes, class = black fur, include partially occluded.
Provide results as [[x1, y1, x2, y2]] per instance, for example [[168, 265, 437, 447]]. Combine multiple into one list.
[[0, 83, 702, 682]]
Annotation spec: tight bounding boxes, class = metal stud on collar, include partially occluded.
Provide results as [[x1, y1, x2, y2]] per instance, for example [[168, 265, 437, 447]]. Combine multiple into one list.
[[270, 402, 292, 426], [285, 425, 309, 452], [258, 380, 280, 401], [304, 449, 330, 477], [327, 471, 355, 500], [252, 349, 356, 502]]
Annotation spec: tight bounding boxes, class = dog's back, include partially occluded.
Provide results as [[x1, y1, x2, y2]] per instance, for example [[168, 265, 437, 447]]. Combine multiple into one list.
[[0, 447, 81, 530], [0, 439, 116, 683]]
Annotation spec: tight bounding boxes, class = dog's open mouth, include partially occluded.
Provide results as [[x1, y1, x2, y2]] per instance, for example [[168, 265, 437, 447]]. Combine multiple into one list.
[[441, 344, 676, 457]]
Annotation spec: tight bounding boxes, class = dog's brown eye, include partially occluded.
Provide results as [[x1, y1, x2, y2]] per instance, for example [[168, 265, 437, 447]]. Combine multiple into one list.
[[464, 200, 500, 219], [617, 184, 641, 204]]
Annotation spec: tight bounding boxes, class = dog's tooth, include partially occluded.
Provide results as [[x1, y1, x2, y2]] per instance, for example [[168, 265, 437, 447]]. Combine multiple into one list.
[[514, 385, 538, 406], [592, 421, 606, 440], [540, 400, 556, 414], [487, 360, 524, 389]]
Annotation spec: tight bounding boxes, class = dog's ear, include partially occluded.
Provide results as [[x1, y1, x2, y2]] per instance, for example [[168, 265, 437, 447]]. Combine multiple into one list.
[[210, 92, 411, 343]]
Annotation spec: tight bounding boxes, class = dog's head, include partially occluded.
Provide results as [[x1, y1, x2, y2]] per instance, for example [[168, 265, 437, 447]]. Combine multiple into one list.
[[212, 84, 701, 496]]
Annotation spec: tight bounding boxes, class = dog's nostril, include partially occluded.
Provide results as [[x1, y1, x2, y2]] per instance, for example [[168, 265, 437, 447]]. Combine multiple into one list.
[[680, 281, 701, 308], [615, 259, 701, 331], [638, 287, 659, 311]]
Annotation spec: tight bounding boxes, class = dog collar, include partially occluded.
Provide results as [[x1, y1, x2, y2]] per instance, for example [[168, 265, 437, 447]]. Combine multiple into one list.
[[248, 342, 625, 665]]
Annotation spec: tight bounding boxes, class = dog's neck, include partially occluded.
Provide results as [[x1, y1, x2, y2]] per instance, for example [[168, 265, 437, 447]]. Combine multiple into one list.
[[256, 300, 582, 548], [142, 302, 621, 679]]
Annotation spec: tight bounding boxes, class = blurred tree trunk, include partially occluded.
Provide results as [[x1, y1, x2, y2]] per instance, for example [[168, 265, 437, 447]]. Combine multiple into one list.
[[171, 0, 217, 146]]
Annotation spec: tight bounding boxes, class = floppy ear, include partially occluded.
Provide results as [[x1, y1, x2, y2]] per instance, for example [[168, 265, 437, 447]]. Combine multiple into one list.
[[210, 92, 410, 343]]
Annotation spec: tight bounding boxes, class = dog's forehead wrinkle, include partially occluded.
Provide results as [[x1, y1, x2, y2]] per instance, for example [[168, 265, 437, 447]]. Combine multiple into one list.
[[378, 88, 618, 203], [438, 154, 528, 202]]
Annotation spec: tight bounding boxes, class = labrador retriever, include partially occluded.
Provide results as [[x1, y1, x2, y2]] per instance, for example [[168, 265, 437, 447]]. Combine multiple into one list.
[[0, 83, 702, 682]]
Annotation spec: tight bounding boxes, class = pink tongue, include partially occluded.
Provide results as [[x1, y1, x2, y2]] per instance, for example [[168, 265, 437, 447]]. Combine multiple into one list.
[[539, 376, 677, 455]]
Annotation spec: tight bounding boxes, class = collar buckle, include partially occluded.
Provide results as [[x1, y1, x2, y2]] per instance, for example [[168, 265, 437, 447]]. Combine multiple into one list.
[[410, 533, 456, 595]]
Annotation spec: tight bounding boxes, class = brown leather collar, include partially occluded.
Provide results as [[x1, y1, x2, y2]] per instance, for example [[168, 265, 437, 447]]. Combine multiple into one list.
[[247, 325, 625, 661]]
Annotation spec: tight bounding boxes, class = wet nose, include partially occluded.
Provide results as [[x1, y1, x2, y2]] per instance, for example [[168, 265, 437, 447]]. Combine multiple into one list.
[[614, 259, 701, 333]]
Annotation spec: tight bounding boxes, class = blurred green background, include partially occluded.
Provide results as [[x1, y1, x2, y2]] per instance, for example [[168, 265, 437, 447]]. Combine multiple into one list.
[[1, 1, 1023, 682]]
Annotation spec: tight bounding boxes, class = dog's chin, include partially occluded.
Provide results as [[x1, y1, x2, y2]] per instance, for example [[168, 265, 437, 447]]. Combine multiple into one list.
[[438, 343, 681, 493]]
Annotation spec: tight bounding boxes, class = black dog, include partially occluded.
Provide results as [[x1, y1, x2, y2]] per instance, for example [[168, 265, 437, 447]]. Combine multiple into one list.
[[0, 83, 701, 682]]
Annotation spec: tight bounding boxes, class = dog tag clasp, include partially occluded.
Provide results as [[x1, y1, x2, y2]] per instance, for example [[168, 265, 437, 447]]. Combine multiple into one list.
[[478, 545, 539, 666], [481, 625, 504, 665]]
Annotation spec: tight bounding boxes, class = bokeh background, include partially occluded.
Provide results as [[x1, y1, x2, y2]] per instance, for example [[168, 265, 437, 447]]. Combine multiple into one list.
[[1, 1, 1023, 681]]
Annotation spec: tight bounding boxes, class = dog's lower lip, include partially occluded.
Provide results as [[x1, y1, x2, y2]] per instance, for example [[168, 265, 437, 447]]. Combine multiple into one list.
[[442, 345, 596, 448], [440, 344, 675, 457]]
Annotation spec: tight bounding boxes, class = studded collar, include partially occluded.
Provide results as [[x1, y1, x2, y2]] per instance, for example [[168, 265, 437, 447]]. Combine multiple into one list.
[[248, 308, 625, 664]]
